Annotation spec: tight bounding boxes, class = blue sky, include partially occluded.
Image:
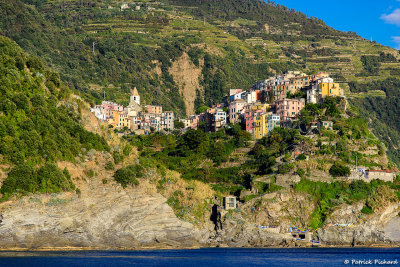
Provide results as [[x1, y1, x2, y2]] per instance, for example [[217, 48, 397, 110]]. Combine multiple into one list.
[[274, 0, 400, 49]]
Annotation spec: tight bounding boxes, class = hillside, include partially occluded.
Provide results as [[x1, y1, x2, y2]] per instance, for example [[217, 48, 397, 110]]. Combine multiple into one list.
[[0, 36, 109, 199], [2, 0, 400, 165], [0, 30, 399, 249]]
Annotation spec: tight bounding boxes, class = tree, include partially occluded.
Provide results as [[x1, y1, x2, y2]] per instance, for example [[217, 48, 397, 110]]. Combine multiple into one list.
[[195, 106, 210, 114], [207, 141, 227, 165], [174, 120, 185, 129], [114, 165, 142, 188], [0, 164, 37, 195], [37, 163, 75, 192], [181, 129, 208, 151], [329, 163, 350, 177]]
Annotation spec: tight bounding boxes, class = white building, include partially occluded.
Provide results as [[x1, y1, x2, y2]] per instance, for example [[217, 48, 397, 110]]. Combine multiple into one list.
[[267, 114, 280, 132], [214, 108, 227, 126], [307, 84, 319, 104], [120, 3, 129, 11], [163, 111, 175, 131], [243, 91, 257, 104], [90, 106, 106, 121]]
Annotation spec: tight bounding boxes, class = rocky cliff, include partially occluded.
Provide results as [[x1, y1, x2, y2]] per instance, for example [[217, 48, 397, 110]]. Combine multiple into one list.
[[1, 163, 399, 250], [0, 170, 204, 249]]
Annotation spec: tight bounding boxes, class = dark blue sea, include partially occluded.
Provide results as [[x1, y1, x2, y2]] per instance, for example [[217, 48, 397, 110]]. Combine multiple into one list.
[[0, 248, 399, 267]]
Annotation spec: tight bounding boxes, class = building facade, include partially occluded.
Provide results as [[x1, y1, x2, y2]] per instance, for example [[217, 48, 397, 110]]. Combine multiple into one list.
[[276, 98, 305, 125]]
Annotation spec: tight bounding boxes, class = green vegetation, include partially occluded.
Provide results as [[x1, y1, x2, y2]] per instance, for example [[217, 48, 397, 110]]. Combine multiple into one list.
[[350, 78, 400, 165], [0, 36, 109, 165], [295, 179, 400, 228], [123, 126, 253, 195], [252, 127, 306, 174], [0, 36, 111, 200], [167, 0, 351, 39], [105, 161, 115, 170], [298, 96, 342, 127], [329, 163, 350, 177], [358, 52, 397, 76], [361, 205, 374, 214], [114, 164, 144, 188], [1, 163, 75, 200]]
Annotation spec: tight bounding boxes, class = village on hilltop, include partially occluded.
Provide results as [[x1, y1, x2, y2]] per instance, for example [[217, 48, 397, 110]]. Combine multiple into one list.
[[91, 71, 343, 138], [90, 70, 396, 183]]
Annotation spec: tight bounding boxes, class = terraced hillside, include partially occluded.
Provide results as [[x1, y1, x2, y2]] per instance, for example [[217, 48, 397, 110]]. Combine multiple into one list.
[[2, 0, 400, 164]]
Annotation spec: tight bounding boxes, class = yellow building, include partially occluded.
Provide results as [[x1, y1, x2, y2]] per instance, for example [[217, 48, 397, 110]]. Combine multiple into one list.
[[109, 110, 131, 129], [254, 113, 268, 139], [250, 103, 269, 113], [319, 83, 343, 97]]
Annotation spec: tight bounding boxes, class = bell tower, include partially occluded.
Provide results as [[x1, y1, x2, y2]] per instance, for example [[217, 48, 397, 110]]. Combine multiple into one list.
[[130, 87, 140, 106]]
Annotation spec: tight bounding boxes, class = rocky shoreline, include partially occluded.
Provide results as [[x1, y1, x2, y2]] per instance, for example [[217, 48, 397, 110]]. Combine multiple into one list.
[[0, 161, 399, 251], [0, 187, 398, 251]]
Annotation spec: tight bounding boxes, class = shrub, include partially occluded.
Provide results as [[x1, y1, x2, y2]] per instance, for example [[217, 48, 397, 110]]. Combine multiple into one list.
[[296, 168, 305, 178], [113, 150, 123, 164], [114, 165, 142, 188], [1, 163, 75, 197], [297, 154, 306, 160], [86, 169, 95, 178], [123, 144, 132, 157], [102, 179, 108, 184], [366, 185, 398, 211], [105, 161, 115, 170], [361, 205, 374, 214], [329, 163, 350, 177], [278, 163, 295, 174], [0, 164, 37, 195], [37, 163, 75, 193]]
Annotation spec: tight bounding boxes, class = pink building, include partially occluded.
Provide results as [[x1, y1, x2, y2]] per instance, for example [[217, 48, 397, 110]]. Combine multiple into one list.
[[275, 98, 305, 124], [228, 99, 247, 124], [101, 101, 123, 120], [243, 109, 254, 133], [190, 115, 199, 129]]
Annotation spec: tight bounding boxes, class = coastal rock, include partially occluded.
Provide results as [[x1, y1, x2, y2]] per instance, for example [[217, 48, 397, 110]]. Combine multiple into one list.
[[0, 179, 200, 249], [317, 203, 400, 246]]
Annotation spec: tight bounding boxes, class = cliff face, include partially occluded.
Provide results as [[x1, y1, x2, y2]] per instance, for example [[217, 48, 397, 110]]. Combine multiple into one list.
[[0, 175, 202, 249], [317, 203, 400, 246], [0, 171, 399, 249]]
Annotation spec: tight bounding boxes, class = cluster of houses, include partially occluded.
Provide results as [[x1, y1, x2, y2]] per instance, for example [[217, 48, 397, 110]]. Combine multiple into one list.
[[90, 71, 345, 139], [90, 87, 175, 134], [119, 2, 155, 11], [177, 71, 344, 139]]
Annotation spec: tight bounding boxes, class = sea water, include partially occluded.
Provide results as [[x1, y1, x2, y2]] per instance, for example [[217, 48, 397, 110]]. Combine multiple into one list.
[[0, 248, 399, 267]]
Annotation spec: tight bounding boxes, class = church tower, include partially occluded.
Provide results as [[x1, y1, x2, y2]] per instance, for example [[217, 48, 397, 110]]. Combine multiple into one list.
[[130, 87, 140, 106]]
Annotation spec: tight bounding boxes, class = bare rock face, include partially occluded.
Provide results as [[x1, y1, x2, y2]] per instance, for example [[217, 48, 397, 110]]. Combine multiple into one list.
[[0, 180, 201, 249], [317, 203, 400, 246], [0, 171, 399, 249], [383, 216, 400, 242]]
